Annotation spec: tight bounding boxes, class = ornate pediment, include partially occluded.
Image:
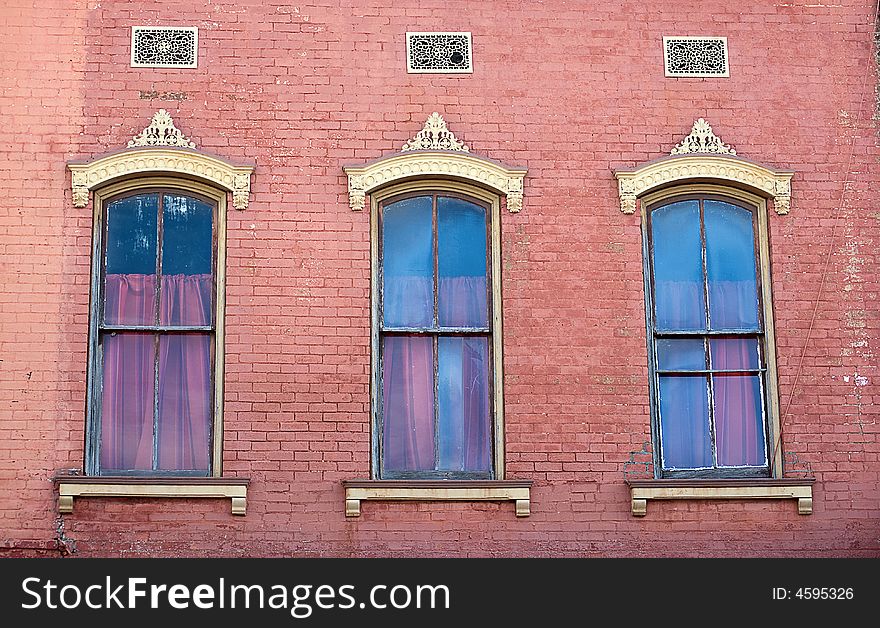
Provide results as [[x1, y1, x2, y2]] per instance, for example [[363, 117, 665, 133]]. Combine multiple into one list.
[[670, 118, 736, 156], [127, 109, 196, 149], [68, 110, 253, 209], [344, 112, 525, 212], [614, 118, 793, 215], [401, 112, 469, 152]]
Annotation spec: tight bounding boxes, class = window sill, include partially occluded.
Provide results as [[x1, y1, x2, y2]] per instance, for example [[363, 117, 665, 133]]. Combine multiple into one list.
[[54, 476, 250, 516], [625, 478, 815, 516], [342, 479, 532, 518]]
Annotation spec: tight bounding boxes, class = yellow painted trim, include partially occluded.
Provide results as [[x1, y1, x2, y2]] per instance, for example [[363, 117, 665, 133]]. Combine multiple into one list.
[[629, 483, 813, 516], [369, 181, 506, 479], [91, 178, 228, 477], [615, 154, 793, 215], [344, 485, 530, 517], [69, 147, 254, 209], [344, 151, 526, 212], [57, 481, 248, 515]]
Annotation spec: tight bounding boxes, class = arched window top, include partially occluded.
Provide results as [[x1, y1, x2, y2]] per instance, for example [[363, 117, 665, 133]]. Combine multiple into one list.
[[644, 191, 777, 478], [68, 110, 255, 209], [614, 118, 794, 215], [343, 112, 527, 212]]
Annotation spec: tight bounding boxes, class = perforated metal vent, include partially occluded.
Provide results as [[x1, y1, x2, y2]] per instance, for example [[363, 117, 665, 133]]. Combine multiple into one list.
[[663, 37, 728, 77], [406, 32, 472, 73], [131, 26, 198, 68]]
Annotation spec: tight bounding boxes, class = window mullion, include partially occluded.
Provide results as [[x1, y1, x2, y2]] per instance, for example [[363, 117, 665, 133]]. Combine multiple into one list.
[[699, 200, 719, 470], [153, 193, 164, 472], [152, 332, 160, 472], [433, 333, 440, 473], [432, 194, 440, 472]]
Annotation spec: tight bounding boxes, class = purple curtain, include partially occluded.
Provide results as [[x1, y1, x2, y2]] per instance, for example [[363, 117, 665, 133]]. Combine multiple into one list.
[[439, 277, 487, 327], [713, 339, 763, 466], [104, 273, 157, 326], [100, 273, 212, 472], [160, 273, 213, 326], [100, 332, 154, 470], [382, 335, 434, 472]]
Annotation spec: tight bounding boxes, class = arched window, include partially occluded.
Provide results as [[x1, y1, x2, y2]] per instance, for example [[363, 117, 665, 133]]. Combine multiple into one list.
[[341, 113, 531, 516], [58, 110, 252, 515], [377, 187, 496, 478], [87, 180, 224, 476], [616, 120, 815, 515], [645, 192, 773, 477]]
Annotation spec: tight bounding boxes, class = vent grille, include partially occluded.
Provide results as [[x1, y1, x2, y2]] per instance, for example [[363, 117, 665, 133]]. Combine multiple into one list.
[[131, 27, 198, 68], [663, 37, 728, 77], [406, 32, 472, 73]]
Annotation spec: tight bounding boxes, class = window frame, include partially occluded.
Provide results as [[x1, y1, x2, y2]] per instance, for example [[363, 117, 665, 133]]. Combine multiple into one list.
[[370, 180, 506, 480], [641, 184, 783, 479], [85, 177, 228, 478]]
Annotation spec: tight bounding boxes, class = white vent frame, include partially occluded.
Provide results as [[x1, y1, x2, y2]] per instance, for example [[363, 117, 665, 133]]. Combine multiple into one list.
[[406, 32, 473, 74], [663, 36, 729, 78], [131, 26, 199, 69]]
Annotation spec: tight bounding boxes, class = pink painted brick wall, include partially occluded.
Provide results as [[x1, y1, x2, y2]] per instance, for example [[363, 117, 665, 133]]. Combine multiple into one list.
[[1, 0, 877, 557]]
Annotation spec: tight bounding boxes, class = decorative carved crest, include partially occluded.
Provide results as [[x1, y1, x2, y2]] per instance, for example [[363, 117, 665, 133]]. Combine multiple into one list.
[[127, 109, 196, 148], [614, 154, 793, 215], [670, 118, 736, 156], [401, 112, 469, 152], [344, 152, 526, 212]]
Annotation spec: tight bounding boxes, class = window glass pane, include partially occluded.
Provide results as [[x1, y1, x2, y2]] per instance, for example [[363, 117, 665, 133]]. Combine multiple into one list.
[[710, 338, 760, 370], [438, 337, 491, 473], [160, 195, 214, 326], [704, 200, 759, 330], [438, 197, 488, 328], [104, 194, 158, 325], [659, 375, 712, 469], [713, 374, 766, 466], [157, 334, 212, 472], [382, 336, 435, 473], [656, 338, 705, 370], [100, 333, 155, 471], [651, 200, 706, 331], [382, 196, 434, 328]]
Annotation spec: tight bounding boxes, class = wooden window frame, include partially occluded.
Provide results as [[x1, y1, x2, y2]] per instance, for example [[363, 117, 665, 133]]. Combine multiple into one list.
[[85, 177, 228, 478], [641, 184, 783, 479], [370, 181, 506, 481]]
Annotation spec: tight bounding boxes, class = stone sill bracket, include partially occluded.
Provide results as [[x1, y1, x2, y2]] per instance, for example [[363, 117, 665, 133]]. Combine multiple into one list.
[[342, 479, 533, 518], [626, 478, 815, 516], [54, 476, 251, 516]]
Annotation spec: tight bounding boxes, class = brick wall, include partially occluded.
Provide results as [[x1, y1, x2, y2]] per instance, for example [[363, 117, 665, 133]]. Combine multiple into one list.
[[1, 0, 878, 557]]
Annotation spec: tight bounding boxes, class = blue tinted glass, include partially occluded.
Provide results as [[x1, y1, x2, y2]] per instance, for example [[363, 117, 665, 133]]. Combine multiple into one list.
[[382, 196, 433, 328], [659, 375, 713, 469], [159, 195, 214, 326], [106, 193, 158, 275], [704, 201, 759, 330], [438, 197, 488, 328], [713, 374, 766, 467], [656, 338, 706, 370], [161, 195, 213, 275], [710, 338, 760, 370], [651, 201, 706, 331], [437, 336, 491, 473]]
